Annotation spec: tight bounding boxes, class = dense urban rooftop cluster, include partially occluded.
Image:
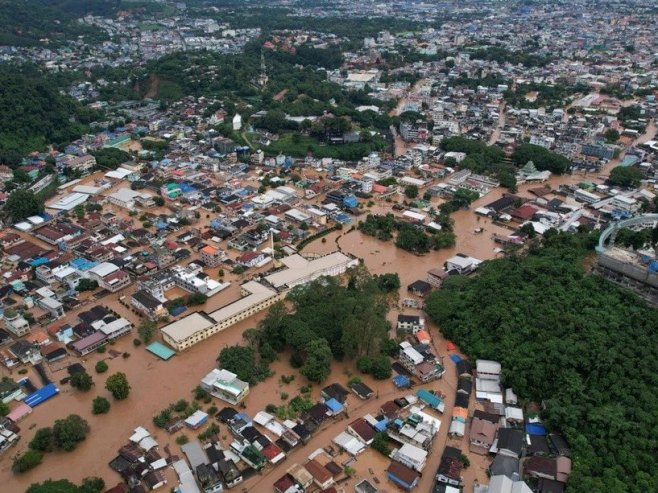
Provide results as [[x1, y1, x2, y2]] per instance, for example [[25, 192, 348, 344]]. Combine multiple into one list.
[[0, 1, 657, 493]]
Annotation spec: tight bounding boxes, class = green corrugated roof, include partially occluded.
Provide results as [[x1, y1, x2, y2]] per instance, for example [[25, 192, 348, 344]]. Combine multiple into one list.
[[147, 341, 176, 360]]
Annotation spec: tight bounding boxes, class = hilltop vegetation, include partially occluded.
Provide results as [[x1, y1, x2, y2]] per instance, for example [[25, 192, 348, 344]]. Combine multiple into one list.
[[0, 69, 100, 162], [0, 0, 115, 47], [424, 232, 658, 493]]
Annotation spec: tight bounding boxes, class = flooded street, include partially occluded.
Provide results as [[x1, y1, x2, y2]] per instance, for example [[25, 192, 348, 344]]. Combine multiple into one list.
[[2, 120, 654, 492], [1, 305, 273, 491]]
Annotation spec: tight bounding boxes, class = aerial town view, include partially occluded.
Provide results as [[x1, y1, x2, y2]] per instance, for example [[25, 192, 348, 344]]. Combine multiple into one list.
[[0, 1, 658, 492]]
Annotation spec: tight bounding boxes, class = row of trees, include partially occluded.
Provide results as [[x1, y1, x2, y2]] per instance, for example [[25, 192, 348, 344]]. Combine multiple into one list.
[[424, 231, 658, 492], [26, 478, 105, 493]]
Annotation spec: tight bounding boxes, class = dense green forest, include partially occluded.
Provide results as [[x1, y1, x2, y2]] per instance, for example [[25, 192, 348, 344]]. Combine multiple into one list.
[[424, 232, 658, 492], [224, 266, 397, 384], [0, 69, 100, 162], [0, 0, 116, 46]]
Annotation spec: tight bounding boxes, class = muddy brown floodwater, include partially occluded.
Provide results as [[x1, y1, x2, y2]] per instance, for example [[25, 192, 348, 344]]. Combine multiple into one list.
[[3, 125, 655, 492]]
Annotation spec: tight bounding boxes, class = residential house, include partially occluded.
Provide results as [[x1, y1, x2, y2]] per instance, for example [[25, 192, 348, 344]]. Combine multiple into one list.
[[304, 459, 334, 490], [489, 455, 520, 480], [36, 296, 65, 319], [347, 418, 376, 445], [386, 461, 419, 491], [274, 474, 303, 493], [399, 341, 445, 382], [397, 314, 424, 333], [349, 381, 374, 400], [321, 383, 349, 404], [332, 431, 366, 456], [407, 280, 432, 297], [217, 458, 242, 488], [444, 255, 481, 275], [199, 245, 226, 267], [487, 475, 533, 493], [494, 428, 525, 458], [3, 312, 30, 337], [107, 188, 155, 209], [65, 155, 96, 174], [131, 290, 167, 321], [435, 447, 464, 487], [9, 340, 41, 364], [524, 456, 571, 484], [427, 268, 450, 287], [196, 463, 223, 493], [236, 251, 267, 268], [286, 464, 313, 491], [392, 443, 428, 472], [470, 417, 497, 454]]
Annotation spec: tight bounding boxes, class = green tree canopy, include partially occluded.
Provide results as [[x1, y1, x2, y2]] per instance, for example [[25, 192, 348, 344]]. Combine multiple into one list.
[[0, 69, 98, 157], [424, 231, 658, 492], [105, 372, 131, 400], [604, 128, 620, 143], [92, 396, 110, 415], [12, 450, 43, 474], [52, 414, 89, 452], [300, 339, 333, 383], [26, 477, 105, 493], [138, 320, 156, 343], [609, 166, 644, 187], [70, 372, 93, 392], [91, 148, 131, 170], [511, 144, 570, 174], [29, 427, 54, 452], [404, 184, 419, 199], [218, 345, 270, 384], [4, 189, 44, 221]]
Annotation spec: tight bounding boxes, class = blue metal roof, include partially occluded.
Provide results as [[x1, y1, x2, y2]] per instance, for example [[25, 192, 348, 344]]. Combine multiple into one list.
[[374, 418, 389, 432], [526, 423, 547, 436], [325, 398, 344, 413], [416, 389, 442, 408], [393, 375, 411, 388], [24, 383, 59, 408]]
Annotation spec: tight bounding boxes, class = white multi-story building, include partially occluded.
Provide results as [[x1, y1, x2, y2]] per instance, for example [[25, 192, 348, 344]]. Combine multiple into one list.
[[201, 368, 249, 405]]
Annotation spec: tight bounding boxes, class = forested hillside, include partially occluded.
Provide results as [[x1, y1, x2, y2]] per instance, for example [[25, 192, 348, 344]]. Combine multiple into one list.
[[0, 0, 116, 46], [0, 70, 99, 163], [424, 232, 658, 493]]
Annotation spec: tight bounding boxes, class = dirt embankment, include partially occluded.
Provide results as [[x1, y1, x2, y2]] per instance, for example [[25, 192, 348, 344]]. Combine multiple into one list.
[[144, 74, 161, 99]]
